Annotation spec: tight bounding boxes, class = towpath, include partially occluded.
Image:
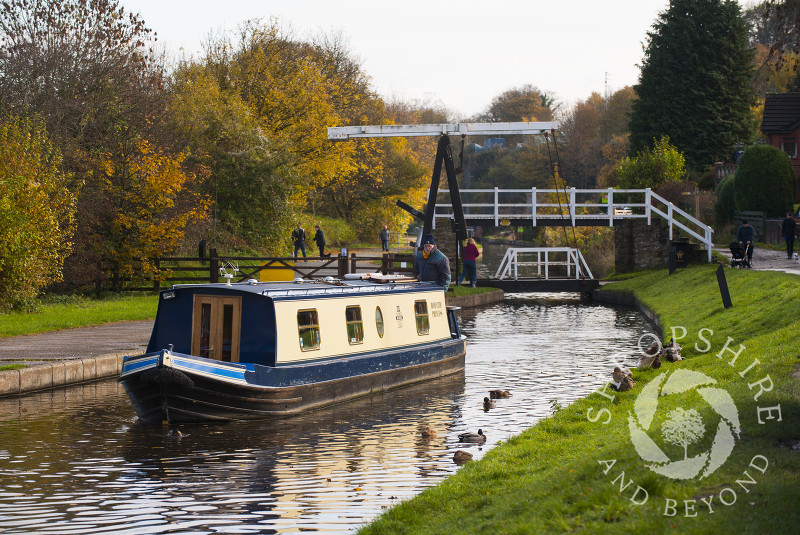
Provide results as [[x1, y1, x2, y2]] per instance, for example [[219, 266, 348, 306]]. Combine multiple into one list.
[[0, 320, 151, 363], [714, 244, 800, 275]]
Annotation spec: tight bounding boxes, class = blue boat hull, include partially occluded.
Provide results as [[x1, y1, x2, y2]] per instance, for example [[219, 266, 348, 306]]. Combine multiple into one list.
[[118, 338, 466, 423]]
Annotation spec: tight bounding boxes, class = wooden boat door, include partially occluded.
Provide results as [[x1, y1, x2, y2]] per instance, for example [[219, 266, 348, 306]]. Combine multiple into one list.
[[191, 295, 242, 362]]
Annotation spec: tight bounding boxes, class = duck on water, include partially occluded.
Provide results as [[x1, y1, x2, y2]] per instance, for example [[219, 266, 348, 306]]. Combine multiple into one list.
[[118, 274, 466, 423]]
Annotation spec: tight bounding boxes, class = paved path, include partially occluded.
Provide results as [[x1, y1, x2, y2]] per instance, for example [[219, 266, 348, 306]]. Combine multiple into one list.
[[0, 320, 151, 363], [715, 245, 800, 275]]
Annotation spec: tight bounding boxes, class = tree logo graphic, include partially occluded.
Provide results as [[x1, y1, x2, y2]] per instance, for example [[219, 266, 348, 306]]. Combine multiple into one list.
[[628, 369, 741, 480]]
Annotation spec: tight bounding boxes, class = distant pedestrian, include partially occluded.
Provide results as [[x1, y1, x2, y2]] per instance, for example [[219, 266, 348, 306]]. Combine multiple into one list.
[[380, 225, 390, 252], [312, 225, 326, 257], [457, 238, 480, 287], [781, 212, 796, 259], [292, 223, 306, 258], [736, 219, 754, 263], [414, 234, 451, 289]]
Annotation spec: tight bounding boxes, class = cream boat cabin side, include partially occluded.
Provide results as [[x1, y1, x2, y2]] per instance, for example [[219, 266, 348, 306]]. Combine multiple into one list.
[[118, 278, 466, 423]]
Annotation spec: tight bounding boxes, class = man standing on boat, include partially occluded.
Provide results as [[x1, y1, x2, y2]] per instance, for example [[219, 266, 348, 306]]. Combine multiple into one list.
[[292, 223, 307, 258], [414, 234, 451, 288]]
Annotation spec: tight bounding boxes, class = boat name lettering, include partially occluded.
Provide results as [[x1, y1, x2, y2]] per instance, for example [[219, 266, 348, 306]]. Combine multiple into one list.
[[431, 302, 443, 309], [432, 310, 443, 318]]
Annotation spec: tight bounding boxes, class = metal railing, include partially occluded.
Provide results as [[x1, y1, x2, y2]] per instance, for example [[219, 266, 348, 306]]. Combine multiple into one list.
[[432, 187, 714, 261], [495, 247, 594, 280]]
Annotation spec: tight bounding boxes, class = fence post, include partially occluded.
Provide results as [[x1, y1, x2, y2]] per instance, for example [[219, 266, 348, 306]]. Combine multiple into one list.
[[338, 252, 347, 278], [494, 187, 499, 226], [350, 252, 357, 274], [570, 187, 576, 226], [381, 253, 388, 275], [210, 248, 219, 283], [153, 257, 160, 292]]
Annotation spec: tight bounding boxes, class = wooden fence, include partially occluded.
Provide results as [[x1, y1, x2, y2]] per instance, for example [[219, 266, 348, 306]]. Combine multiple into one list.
[[106, 249, 416, 291]]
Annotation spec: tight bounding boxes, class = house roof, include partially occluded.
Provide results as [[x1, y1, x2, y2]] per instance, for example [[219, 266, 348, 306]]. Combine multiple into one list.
[[761, 92, 800, 134]]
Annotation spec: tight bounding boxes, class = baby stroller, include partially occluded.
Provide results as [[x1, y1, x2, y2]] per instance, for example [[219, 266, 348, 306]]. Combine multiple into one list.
[[729, 241, 751, 268]]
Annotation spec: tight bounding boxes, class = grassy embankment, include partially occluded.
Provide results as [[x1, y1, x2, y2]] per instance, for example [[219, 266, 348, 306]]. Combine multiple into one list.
[[360, 264, 800, 534], [0, 294, 158, 338]]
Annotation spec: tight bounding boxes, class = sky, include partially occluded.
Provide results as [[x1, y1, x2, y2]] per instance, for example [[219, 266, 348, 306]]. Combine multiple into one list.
[[119, 0, 742, 119]]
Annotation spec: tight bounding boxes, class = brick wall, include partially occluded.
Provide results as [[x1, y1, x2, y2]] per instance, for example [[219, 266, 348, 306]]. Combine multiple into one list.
[[614, 219, 671, 272]]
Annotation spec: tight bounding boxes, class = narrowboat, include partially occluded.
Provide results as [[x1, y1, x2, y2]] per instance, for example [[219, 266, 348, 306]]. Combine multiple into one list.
[[118, 276, 466, 423]]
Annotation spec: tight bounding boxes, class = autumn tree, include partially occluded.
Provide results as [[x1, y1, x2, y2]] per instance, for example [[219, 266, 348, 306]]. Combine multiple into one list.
[[100, 140, 209, 282], [0, 0, 196, 286], [478, 84, 558, 122], [629, 0, 755, 169], [0, 117, 76, 310], [192, 20, 430, 246]]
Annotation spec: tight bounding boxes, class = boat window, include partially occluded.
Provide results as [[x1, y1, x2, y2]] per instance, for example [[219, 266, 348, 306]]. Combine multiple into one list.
[[297, 309, 321, 351], [414, 300, 430, 335], [191, 295, 241, 362], [346, 305, 364, 344], [375, 306, 384, 338]]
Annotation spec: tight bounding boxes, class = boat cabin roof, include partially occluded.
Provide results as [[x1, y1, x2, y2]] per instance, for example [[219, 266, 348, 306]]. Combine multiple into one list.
[[169, 277, 439, 300]]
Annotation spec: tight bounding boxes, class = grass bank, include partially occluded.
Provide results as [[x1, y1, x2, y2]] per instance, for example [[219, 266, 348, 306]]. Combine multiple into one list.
[[360, 264, 800, 534], [0, 294, 158, 337]]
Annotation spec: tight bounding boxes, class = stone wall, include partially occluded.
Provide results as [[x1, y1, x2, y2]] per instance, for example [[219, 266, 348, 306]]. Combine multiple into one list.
[[614, 219, 671, 272]]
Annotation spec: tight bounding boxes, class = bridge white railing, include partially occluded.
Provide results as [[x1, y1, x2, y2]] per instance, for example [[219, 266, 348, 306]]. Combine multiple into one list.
[[495, 248, 594, 280], [433, 188, 714, 262]]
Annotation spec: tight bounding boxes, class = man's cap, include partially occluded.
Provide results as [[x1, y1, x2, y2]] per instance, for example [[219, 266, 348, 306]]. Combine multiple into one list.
[[422, 234, 436, 245]]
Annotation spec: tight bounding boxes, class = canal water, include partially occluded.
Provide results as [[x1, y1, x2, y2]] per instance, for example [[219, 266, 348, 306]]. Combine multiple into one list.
[[0, 295, 653, 534]]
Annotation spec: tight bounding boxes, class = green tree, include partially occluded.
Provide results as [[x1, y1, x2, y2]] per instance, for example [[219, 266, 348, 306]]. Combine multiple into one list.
[[0, 117, 77, 310], [629, 0, 755, 169], [170, 64, 296, 254], [616, 136, 686, 189], [733, 144, 795, 216]]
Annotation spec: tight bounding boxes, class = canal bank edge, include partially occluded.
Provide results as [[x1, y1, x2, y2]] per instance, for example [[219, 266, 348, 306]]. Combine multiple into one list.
[[0, 289, 505, 398], [0, 352, 127, 397], [591, 288, 662, 333], [445, 288, 504, 309]]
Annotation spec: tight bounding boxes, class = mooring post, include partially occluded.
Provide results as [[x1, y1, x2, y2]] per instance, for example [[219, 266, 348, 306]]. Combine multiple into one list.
[[716, 264, 732, 308], [210, 248, 219, 283]]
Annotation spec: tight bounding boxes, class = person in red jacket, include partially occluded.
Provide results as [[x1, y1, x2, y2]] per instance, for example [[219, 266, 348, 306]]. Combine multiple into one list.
[[457, 238, 480, 287]]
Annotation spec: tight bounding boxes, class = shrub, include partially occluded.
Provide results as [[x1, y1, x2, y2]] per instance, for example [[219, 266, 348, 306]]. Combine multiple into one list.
[[714, 175, 736, 225], [0, 117, 77, 311], [733, 144, 795, 216], [616, 136, 686, 189]]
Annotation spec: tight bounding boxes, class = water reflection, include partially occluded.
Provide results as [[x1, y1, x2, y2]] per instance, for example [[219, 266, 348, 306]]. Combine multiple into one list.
[[0, 295, 652, 534]]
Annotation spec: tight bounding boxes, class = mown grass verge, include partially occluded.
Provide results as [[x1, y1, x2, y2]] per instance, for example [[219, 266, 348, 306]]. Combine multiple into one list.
[[0, 294, 158, 337], [359, 264, 800, 534]]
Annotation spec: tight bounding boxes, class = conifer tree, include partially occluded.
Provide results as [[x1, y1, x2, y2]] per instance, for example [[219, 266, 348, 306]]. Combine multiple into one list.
[[629, 0, 755, 170]]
